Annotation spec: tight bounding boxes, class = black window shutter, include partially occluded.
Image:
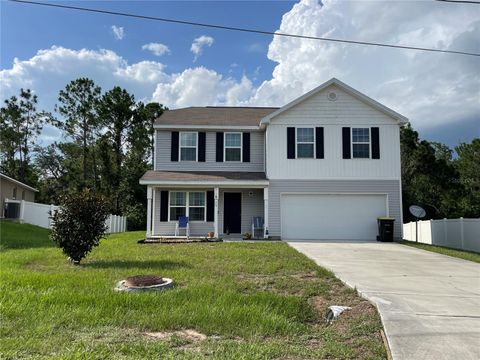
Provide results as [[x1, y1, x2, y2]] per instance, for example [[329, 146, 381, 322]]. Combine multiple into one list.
[[206, 191, 214, 222], [287, 127, 295, 159], [315, 127, 324, 159], [242, 132, 250, 162], [171, 132, 179, 162], [160, 191, 168, 222], [371, 127, 380, 159], [342, 127, 351, 159], [198, 132, 206, 162], [216, 132, 224, 162]]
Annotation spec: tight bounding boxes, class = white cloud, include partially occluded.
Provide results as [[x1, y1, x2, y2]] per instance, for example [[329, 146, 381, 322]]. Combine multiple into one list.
[[111, 25, 125, 40], [142, 43, 171, 56], [1, 0, 479, 147], [190, 35, 214, 62], [246, 0, 480, 132]]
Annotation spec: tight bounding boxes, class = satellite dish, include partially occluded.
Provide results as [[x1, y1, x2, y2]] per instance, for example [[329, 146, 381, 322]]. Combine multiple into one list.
[[409, 205, 426, 219]]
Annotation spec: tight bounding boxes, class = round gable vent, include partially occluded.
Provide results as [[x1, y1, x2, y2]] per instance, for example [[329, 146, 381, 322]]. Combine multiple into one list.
[[327, 92, 338, 101]]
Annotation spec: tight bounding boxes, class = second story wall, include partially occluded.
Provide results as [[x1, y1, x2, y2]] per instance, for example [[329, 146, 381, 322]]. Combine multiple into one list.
[[155, 129, 265, 172], [265, 84, 402, 180]]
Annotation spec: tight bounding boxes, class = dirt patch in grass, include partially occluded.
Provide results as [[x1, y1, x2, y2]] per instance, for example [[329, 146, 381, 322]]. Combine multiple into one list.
[[144, 329, 207, 342]]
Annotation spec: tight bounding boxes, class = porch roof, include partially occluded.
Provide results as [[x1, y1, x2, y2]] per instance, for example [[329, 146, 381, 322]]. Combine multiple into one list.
[[139, 170, 268, 187]]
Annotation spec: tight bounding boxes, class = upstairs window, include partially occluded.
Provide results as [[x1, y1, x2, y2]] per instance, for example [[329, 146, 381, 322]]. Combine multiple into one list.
[[352, 128, 370, 158], [180, 132, 197, 161], [296, 128, 314, 158], [224, 132, 242, 161]]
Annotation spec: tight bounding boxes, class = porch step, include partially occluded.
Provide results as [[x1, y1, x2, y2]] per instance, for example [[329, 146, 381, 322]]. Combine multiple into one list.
[[139, 236, 222, 244]]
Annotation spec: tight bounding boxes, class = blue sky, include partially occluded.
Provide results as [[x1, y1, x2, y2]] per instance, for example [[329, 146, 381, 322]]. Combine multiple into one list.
[[1, 0, 479, 148]]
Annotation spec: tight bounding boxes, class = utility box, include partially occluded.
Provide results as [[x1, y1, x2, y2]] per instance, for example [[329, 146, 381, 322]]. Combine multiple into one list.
[[377, 217, 395, 242]]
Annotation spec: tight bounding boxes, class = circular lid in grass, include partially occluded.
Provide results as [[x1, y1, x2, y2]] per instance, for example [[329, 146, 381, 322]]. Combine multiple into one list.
[[115, 275, 174, 292], [125, 275, 165, 287]]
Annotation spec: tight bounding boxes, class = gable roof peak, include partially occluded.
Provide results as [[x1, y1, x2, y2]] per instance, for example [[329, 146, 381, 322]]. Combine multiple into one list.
[[260, 77, 408, 125]]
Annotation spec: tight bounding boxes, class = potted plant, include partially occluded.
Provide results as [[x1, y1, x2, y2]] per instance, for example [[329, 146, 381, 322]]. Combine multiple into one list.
[[207, 231, 214, 238], [242, 232, 252, 240]]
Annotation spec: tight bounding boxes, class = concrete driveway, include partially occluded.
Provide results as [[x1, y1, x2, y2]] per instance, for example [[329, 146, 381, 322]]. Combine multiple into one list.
[[288, 241, 480, 360]]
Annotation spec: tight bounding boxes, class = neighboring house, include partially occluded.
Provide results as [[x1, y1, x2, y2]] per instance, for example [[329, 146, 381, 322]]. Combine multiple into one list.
[[140, 78, 408, 240], [0, 173, 38, 218]]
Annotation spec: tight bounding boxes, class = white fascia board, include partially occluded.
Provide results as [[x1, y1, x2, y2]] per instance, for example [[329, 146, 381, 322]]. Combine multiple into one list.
[[154, 125, 261, 130], [0, 173, 39, 192], [139, 180, 269, 188], [260, 77, 409, 125]]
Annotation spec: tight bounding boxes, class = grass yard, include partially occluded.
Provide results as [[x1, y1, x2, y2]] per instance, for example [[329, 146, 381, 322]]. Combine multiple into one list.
[[401, 240, 480, 263], [0, 221, 386, 359]]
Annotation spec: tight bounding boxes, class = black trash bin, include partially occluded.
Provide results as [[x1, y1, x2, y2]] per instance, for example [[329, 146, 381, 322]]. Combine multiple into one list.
[[4, 202, 20, 219], [377, 217, 395, 242]]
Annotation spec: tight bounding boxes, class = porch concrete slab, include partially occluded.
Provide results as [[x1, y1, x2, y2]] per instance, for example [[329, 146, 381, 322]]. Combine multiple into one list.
[[288, 241, 480, 360]]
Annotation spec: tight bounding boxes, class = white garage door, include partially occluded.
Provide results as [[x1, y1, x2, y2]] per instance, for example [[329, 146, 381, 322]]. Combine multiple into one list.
[[281, 194, 387, 240]]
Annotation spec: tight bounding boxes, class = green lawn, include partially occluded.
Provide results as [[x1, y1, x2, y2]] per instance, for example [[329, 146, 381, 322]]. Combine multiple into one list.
[[401, 240, 480, 263], [0, 221, 386, 359]]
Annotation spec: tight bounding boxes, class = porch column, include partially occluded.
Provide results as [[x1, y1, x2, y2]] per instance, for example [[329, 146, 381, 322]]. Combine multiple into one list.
[[151, 188, 156, 236], [214, 187, 219, 238], [264, 187, 269, 238], [146, 186, 153, 238]]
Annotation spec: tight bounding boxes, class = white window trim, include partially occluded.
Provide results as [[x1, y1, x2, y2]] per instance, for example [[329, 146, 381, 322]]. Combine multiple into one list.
[[351, 127, 371, 159], [295, 127, 315, 159], [179, 131, 198, 162], [168, 191, 207, 222], [224, 132, 243, 162]]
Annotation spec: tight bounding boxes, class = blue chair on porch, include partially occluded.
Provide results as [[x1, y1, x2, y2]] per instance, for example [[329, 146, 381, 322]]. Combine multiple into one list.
[[175, 216, 190, 238]]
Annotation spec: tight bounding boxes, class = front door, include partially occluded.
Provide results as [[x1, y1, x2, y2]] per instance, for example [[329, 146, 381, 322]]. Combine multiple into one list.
[[224, 192, 242, 234]]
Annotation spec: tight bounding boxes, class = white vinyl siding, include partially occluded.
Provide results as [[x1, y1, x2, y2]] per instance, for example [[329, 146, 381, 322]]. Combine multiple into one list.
[[179, 132, 198, 161], [266, 85, 401, 180]]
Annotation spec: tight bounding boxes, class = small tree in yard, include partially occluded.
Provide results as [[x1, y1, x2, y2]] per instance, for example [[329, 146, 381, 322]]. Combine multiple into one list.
[[50, 189, 110, 264]]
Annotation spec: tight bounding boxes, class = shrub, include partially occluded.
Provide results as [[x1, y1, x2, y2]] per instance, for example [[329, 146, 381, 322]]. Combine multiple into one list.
[[50, 189, 110, 264]]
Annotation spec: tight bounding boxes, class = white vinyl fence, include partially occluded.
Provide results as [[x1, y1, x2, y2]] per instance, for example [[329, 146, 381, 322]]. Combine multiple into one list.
[[5, 199, 127, 234], [403, 218, 480, 252]]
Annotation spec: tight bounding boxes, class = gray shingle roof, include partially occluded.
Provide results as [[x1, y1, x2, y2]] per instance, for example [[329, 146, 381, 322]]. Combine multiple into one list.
[[154, 107, 279, 127], [140, 170, 267, 183]]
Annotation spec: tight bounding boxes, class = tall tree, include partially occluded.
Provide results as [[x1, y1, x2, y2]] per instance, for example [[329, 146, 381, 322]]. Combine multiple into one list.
[[131, 102, 166, 162], [454, 139, 480, 217], [400, 125, 463, 221], [0, 89, 47, 184], [97, 86, 135, 213], [56, 78, 101, 188]]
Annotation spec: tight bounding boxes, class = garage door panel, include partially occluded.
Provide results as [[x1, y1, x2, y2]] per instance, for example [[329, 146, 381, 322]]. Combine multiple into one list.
[[281, 194, 387, 240]]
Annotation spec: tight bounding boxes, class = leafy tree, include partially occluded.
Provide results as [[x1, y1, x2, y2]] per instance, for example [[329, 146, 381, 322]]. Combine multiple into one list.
[[56, 78, 102, 188], [454, 139, 480, 217], [400, 125, 463, 221], [97, 86, 135, 213], [0, 89, 47, 184], [50, 189, 109, 264]]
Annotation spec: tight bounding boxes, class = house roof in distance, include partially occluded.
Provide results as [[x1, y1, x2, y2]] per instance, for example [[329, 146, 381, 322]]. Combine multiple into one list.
[[0, 173, 38, 192], [154, 106, 279, 127]]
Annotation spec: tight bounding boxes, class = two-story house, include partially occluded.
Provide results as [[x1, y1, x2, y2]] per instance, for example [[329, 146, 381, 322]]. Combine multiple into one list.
[[140, 78, 408, 240]]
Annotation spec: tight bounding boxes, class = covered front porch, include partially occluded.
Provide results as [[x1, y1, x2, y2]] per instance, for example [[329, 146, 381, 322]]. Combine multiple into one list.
[[140, 171, 269, 239]]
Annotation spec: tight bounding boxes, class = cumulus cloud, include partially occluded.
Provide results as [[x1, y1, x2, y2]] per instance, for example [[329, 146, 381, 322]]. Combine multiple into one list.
[[142, 43, 170, 56], [1, 0, 479, 147], [248, 0, 480, 132], [190, 35, 214, 61], [111, 25, 125, 40]]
